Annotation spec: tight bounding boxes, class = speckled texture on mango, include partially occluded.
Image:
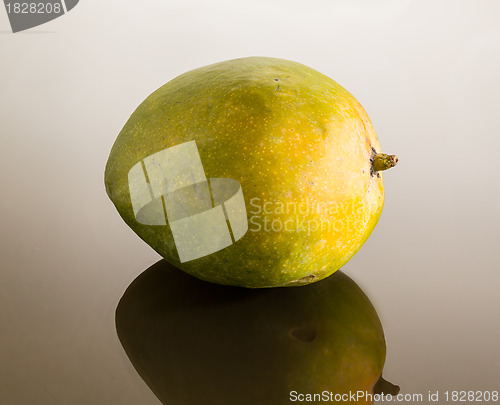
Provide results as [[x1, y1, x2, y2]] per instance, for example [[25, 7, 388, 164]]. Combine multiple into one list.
[[105, 57, 385, 288]]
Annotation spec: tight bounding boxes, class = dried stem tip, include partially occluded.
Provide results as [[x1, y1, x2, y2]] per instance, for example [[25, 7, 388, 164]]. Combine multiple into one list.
[[372, 153, 398, 172], [373, 376, 400, 396]]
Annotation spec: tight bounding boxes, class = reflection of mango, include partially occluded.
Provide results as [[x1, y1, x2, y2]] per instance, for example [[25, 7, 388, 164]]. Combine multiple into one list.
[[116, 260, 399, 405], [105, 57, 397, 288]]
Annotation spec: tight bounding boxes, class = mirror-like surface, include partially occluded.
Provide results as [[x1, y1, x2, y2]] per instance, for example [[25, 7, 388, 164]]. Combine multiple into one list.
[[116, 260, 398, 405]]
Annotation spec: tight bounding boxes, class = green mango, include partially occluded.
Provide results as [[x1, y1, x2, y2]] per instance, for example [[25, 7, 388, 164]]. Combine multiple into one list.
[[105, 57, 397, 288], [116, 260, 399, 405]]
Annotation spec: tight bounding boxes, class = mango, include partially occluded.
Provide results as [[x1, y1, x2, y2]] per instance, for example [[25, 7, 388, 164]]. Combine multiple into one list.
[[105, 57, 397, 287]]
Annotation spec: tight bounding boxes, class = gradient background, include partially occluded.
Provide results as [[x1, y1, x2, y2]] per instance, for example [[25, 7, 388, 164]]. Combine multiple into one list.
[[1, 1, 499, 404]]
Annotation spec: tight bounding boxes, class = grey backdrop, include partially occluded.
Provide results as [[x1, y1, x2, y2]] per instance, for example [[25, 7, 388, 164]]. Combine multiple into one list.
[[1, 0, 499, 404]]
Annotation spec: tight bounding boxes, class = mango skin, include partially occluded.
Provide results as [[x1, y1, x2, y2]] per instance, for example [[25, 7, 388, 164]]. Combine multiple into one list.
[[116, 260, 388, 405], [105, 57, 385, 287]]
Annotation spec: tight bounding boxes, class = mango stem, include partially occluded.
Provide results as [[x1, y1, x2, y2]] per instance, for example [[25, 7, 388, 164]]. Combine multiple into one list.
[[372, 153, 398, 172], [373, 375, 400, 396]]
